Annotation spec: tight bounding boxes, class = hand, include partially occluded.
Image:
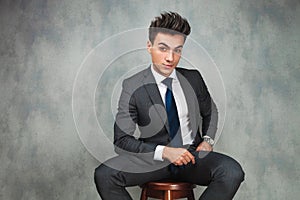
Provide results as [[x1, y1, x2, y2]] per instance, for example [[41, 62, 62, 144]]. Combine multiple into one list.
[[162, 147, 195, 166], [196, 141, 213, 152]]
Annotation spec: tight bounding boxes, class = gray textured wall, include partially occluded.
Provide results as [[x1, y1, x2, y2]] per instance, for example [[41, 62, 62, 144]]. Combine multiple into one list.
[[1, 0, 299, 199]]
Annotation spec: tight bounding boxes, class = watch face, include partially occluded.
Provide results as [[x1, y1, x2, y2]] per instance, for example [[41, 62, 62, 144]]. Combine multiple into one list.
[[204, 138, 214, 145]]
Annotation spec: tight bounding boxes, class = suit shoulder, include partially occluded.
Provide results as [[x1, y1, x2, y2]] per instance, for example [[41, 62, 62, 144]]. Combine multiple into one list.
[[177, 67, 202, 78], [121, 67, 152, 93], [177, 67, 207, 91], [122, 67, 148, 84]]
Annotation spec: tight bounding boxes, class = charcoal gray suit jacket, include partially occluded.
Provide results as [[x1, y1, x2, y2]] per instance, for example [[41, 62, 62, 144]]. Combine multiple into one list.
[[113, 66, 218, 162]]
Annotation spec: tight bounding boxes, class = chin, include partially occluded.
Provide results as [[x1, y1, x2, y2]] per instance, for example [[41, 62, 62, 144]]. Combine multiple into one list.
[[162, 70, 173, 77]]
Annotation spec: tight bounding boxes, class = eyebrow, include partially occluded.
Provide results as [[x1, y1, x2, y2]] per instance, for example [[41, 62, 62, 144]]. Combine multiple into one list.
[[157, 42, 183, 49]]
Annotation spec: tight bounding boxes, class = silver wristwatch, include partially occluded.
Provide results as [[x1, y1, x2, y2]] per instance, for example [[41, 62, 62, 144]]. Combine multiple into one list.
[[203, 136, 215, 146]]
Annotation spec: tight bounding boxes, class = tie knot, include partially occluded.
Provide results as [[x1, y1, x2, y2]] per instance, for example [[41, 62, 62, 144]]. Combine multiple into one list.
[[162, 78, 173, 90]]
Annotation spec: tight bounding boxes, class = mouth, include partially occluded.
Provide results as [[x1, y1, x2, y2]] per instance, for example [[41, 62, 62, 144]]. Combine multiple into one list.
[[163, 64, 173, 68]]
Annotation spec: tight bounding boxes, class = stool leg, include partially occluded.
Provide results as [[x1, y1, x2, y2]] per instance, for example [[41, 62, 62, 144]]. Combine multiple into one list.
[[164, 190, 172, 200], [140, 188, 147, 200]]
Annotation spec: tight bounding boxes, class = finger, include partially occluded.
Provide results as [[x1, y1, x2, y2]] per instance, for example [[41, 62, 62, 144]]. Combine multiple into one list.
[[180, 158, 188, 165], [185, 156, 191, 163], [196, 146, 202, 152], [184, 152, 195, 165], [175, 160, 183, 166], [198, 146, 206, 151], [176, 156, 187, 165], [181, 157, 189, 165], [178, 156, 189, 165], [186, 151, 195, 164], [191, 156, 195, 164]]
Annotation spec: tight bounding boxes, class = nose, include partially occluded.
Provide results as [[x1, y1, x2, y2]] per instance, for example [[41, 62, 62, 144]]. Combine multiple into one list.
[[165, 50, 174, 62]]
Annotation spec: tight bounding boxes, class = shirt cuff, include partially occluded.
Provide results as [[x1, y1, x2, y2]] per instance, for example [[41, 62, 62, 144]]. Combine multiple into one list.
[[203, 135, 212, 139], [153, 145, 165, 161]]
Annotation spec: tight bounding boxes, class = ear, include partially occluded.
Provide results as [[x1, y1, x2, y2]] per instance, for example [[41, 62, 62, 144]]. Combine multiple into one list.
[[147, 40, 152, 54]]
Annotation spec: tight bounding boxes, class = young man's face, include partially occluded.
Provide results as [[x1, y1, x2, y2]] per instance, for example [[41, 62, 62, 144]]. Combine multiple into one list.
[[147, 32, 185, 77]]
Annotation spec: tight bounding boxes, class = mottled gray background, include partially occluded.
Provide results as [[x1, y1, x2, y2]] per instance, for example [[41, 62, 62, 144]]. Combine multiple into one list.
[[1, 0, 299, 199]]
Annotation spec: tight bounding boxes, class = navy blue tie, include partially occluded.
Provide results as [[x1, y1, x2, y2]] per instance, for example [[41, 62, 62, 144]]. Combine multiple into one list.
[[162, 78, 181, 146], [162, 78, 182, 173]]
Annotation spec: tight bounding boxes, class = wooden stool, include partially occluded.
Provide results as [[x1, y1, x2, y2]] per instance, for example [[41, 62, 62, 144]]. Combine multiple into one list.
[[140, 180, 196, 200]]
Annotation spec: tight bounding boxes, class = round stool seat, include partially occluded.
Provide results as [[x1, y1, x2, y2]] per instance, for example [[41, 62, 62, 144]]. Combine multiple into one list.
[[140, 180, 196, 200]]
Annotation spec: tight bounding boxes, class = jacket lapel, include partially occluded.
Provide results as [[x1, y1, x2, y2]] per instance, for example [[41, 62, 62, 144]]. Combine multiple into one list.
[[142, 67, 169, 132]]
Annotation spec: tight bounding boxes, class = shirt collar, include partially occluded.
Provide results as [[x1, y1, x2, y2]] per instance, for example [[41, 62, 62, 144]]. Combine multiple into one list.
[[150, 64, 178, 85]]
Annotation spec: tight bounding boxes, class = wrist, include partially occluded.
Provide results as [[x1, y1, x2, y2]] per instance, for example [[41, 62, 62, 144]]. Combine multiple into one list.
[[162, 146, 171, 159]]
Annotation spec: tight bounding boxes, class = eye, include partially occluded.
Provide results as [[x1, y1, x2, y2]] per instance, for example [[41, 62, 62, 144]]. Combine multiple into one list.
[[158, 46, 167, 52], [174, 48, 182, 54]]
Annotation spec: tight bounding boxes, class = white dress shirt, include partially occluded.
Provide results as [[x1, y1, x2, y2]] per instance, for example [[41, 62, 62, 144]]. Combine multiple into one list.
[[151, 66, 194, 161]]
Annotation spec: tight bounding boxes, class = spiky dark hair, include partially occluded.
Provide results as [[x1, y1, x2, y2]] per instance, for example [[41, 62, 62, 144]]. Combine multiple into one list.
[[149, 11, 191, 43]]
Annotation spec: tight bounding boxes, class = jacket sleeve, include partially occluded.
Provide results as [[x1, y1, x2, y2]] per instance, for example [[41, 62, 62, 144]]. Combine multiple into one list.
[[113, 79, 157, 155], [195, 70, 218, 140]]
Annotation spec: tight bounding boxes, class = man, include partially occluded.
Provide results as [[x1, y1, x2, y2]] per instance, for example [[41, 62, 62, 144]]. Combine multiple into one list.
[[94, 12, 244, 200]]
